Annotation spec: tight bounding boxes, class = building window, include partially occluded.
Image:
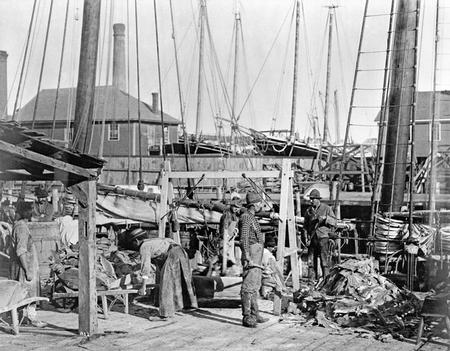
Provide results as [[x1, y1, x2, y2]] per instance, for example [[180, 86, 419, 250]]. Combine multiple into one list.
[[108, 122, 120, 141], [164, 126, 170, 144], [428, 122, 441, 142], [147, 125, 156, 146]]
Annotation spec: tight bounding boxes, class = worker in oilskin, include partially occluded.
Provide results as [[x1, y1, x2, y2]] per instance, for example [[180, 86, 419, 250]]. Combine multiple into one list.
[[137, 236, 198, 319], [239, 191, 269, 328], [304, 189, 338, 281], [10, 201, 47, 327]]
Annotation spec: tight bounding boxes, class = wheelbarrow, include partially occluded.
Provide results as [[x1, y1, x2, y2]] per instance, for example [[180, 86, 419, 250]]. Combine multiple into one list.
[[0, 280, 48, 335]]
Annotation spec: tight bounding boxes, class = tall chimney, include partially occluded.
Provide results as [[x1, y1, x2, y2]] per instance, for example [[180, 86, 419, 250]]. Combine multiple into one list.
[[152, 92, 159, 112], [112, 23, 126, 91], [0, 51, 8, 119]]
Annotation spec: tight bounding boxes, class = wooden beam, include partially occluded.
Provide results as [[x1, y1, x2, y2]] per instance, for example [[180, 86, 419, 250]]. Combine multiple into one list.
[[168, 170, 286, 179], [78, 180, 97, 336], [0, 140, 96, 180], [159, 160, 171, 238]]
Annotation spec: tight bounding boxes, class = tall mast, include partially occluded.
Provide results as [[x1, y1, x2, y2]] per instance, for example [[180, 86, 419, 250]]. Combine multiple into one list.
[[169, 0, 191, 177], [380, 0, 419, 212], [195, 0, 206, 138], [231, 4, 240, 155], [333, 89, 340, 143], [323, 5, 335, 143], [290, 0, 300, 140], [429, 0, 440, 224]]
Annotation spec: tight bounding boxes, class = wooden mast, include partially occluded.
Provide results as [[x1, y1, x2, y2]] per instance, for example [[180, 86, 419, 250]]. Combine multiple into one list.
[[429, 0, 440, 224], [231, 5, 240, 155], [380, 0, 418, 213], [195, 0, 206, 138], [72, 0, 101, 336], [322, 6, 335, 143], [290, 0, 300, 141]]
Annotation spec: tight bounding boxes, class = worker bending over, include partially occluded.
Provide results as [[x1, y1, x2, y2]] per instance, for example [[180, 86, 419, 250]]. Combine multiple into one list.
[[137, 237, 197, 318]]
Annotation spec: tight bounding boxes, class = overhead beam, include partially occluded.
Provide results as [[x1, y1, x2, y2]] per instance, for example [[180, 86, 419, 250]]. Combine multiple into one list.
[[0, 139, 97, 180], [168, 170, 288, 179]]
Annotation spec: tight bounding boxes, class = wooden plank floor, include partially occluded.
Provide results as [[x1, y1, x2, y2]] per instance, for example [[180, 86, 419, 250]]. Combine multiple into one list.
[[0, 296, 447, 351]]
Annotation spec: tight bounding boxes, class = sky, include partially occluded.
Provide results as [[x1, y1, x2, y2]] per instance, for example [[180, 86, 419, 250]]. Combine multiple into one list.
[[0, 0, 443, 143]]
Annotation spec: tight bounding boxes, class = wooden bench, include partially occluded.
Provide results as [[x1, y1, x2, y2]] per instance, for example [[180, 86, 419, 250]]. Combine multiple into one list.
[[0, 297, 49, 335], [53, 289, 138, 319]]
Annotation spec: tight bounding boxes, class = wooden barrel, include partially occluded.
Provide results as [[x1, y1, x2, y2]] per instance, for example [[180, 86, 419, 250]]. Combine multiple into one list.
[[28, 222, 61, 279]]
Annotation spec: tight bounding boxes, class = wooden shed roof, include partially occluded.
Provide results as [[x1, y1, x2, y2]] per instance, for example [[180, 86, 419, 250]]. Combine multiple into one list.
[[0, 121, 104, 185]]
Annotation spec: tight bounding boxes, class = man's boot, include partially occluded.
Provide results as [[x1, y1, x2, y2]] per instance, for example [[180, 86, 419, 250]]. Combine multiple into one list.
[[251, 293, 268, 324], [241, 292, 256, 328]]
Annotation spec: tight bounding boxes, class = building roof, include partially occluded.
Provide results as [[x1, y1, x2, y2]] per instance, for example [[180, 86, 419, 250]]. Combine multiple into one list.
[[375, 90, 450, 122], [16, 85, 180, 126], [0, 121, 104, 185]]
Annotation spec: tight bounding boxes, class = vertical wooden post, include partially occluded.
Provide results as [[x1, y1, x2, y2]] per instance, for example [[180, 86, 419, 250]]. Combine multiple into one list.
[[72, 0, 101, 336], [360, 145, 365, 192], [159, 160, 171, 238], [78, 180, 97, 335], [274, 159, 299, 315]]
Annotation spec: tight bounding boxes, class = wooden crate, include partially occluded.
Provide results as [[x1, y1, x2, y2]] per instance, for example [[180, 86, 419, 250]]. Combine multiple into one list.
[[29, 222, 61, 279]]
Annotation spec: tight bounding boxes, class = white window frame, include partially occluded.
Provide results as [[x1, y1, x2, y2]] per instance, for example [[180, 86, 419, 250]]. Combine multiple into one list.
[[428, 122, 441, 142], [108, 123, 120, 141]]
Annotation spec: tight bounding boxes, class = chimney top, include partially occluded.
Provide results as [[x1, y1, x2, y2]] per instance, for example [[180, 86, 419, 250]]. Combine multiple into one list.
[[0, 51, 8, 61], [152, 92, 159, 112], [113, 23, 125, 36]]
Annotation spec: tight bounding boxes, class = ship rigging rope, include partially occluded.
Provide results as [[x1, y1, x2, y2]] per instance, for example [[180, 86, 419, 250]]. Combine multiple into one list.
[[236, 4, 294, 122], [127, 0, 132, 184], [19, 0, 43, 118], [51, 0, 70, 140], [134, 0, 144, 187], [94, 0, 115, 157], [32, 0, 54, 130], [12, 0, 38, 121], [270, 1, 296, 131]]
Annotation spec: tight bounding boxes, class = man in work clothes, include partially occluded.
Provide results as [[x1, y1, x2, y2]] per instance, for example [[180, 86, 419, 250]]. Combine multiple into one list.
[[10, 201, 46, 327], [32, 186, 54, 222], [304, 189, 337, 281], [137, 237, 197, 318], [239, 192, 269, 328]]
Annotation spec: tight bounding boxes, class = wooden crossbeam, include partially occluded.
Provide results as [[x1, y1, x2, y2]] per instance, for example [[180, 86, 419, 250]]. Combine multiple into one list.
[[0, 139, 97, 180], [168, 170, 286, 179]]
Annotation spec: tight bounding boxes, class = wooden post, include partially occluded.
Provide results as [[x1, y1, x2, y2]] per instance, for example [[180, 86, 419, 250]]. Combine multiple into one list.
[[72, 0, 101, 336], [274, 159, 299, 315], [159, 160, 171, 238], [77, 180, 97, 335]]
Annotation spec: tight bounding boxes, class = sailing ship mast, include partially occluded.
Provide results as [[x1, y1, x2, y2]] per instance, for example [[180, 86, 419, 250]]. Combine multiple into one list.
[[290, 0, 300, 141], [195, 0, 206, 139], [322, 5, 336, 143], [231, 4, 241, 155]]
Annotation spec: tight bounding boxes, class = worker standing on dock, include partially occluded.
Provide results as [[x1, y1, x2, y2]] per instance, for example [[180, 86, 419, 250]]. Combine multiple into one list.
[[10, 201, 47, 327], [239, 192, 269, 328], [304, 189, 337, 282]]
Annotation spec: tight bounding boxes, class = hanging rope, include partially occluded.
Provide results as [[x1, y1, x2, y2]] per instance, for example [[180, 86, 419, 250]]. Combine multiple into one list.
[[127, 0, 132, 184], [134, 0, 144, 191], [51, 0, 70, 139], [153, 0, 166, 161], [12, 0, 38, 121], [31, 0, 54, 129]]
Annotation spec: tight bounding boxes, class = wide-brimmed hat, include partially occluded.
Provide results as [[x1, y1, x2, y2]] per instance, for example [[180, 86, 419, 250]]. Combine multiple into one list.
[[35, 186, 48, 199], [246, 192, 261, 206], [309, 189, 322, 199], [229, 199, 241, 208]]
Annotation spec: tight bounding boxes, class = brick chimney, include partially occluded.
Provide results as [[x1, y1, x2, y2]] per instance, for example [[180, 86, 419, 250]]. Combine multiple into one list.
[[112, 23, 126, 91], [0, 51, 7, 119], [152, 92, 159, 112]]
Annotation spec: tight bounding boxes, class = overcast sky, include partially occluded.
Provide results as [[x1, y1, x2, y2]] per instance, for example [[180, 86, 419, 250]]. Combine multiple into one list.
[[0, 0, 442, 143]]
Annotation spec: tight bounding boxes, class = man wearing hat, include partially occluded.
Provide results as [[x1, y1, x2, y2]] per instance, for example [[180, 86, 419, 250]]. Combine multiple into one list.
[[304, 189, 337, 281], [32, 187, 54, 222], [238, 191, 269, 328]]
